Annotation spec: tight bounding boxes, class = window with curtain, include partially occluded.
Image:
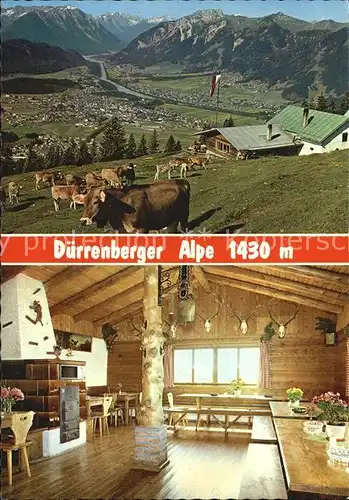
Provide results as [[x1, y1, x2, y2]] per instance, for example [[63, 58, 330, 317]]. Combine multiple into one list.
[[173, 346, 260, 385]]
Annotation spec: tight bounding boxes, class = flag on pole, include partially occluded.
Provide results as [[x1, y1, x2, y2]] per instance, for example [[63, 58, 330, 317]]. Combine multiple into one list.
[[210, 74, 221, 97]]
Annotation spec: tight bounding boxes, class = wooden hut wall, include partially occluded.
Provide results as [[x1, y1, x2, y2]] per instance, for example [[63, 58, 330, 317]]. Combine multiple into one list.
[[108, 283, 338, 400], [51, 313, 102, 338], [334, 330, 348, 397]]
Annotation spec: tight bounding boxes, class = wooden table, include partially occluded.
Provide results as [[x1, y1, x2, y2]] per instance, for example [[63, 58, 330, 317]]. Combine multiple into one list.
[[269, 402, 312, 419], [179, 394, 272, 430], [179, 393, 273, 412], [274, 418, 349, 497], [116, 393, 138, 425]]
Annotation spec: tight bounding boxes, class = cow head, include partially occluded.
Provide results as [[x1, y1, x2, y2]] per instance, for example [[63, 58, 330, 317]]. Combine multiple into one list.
[[79, 188, 135, 230]]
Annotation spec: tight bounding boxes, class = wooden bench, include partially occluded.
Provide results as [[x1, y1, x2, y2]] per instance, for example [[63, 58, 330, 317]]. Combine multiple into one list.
[[204, 407, 271, 434], [251, 416, 277, 444], [239, 443, 288, 499], [164, 407, 203, 431]]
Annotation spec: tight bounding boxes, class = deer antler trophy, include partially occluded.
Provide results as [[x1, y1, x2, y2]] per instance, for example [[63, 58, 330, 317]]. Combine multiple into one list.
[[196, 294, 223, 333], [226, 302, 260, 334], [268, 299, 300, 338]]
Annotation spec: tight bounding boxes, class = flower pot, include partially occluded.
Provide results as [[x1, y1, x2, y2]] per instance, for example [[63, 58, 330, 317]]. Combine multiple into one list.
[[288, 399, 300, 408], [326, 423, 346, 440], [234, 390, 242, 397]]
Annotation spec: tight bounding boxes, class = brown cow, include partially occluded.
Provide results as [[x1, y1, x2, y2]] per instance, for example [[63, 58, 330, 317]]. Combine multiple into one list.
[[187, 156, 209, 169], [101, 168, 122, 188], [65, 174, 85, 186], [51, 184, 85, 211], [35, 171, 62, 190], [85, 171, 104, 188], [77, 179, 190, 233]]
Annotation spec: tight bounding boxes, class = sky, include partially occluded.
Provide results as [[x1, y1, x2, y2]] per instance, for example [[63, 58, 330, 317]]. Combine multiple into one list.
[[3, 0, 348, 22]]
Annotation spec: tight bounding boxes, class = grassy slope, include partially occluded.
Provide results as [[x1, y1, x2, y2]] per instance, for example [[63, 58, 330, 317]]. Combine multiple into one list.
[[2, 150, 347, 234]]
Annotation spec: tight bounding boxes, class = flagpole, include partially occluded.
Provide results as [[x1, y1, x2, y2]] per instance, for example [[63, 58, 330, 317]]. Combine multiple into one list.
[[215, 78, 220, 127]]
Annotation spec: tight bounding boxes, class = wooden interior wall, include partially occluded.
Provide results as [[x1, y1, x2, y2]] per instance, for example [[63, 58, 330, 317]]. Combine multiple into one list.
[[108, 281, 338, 400], [334, 330, 347, 398], [51, 313, 102, 338]]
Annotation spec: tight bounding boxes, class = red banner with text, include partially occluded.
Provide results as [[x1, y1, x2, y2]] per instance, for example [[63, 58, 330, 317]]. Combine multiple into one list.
[[1, 235, 348, 265]]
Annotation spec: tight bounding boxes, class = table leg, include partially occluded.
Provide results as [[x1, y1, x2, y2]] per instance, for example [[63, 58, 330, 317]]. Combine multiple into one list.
[[7, 450, 13, 486], [125, 398, 129, 425]]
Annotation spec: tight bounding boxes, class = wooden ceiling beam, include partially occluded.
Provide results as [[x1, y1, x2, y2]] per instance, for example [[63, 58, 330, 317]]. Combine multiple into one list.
[[204, 266, 347, 306], [74, 282, 144, 322], [98, 300, 144, 328], [1, 266, 28, 284], [49, 266, 140, 317], [206, 275, 342, 314], [44, 266, 88, 293], [284, 266, 349, 287]]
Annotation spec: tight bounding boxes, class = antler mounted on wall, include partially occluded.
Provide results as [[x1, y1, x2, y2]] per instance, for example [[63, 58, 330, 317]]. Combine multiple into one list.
[[196, 294, 224, 333], [226, 302, 260, 335], [268, 299, 300, 338]]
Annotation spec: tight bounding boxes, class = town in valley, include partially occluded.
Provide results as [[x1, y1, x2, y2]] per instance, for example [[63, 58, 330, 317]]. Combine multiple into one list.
[[1, 1, 348, 234]]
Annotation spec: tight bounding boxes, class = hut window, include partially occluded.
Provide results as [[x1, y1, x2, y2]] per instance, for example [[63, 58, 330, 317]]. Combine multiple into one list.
[[342, 132, 348, 143], [173, 346, 260, 385]]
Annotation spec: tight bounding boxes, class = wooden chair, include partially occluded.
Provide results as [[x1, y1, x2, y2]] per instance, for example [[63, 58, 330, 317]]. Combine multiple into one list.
[[167, 392, 188, 427], [0, 411, 35, 486], [91, 396, 113, 437], [104, 393, 124, 427]]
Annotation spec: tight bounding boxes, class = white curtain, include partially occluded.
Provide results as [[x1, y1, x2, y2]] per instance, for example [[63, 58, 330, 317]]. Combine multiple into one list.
[[164, 345, 174, 389], [259, 340, 272, 390]]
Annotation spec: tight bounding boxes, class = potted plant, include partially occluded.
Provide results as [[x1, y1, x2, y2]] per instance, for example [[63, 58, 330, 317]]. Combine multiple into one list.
[[230, 378, 244, 397], [1, 386, 25, 415], [286, 387, 304, 407], [312, 392, 349, 440], [315, 317, 337, 346]]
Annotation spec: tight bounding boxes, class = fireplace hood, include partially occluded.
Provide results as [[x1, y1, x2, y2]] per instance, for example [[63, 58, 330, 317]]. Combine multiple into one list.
[[1, 273, 56, 360]]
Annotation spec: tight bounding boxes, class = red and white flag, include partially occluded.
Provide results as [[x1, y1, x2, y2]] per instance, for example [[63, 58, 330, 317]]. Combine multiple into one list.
[[210, 74, 221, 97]]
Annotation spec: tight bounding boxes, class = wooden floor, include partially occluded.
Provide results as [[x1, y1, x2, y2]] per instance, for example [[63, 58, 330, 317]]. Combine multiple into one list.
[[1, 426, 250, 500]]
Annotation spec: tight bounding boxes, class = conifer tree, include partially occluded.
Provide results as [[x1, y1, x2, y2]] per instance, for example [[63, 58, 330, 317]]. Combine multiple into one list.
[[78, 141, 92, 165], [63, 138, 78, 165], [149, 129, 159, 154], [126, 133, 137, 158], [175, 140, 182, 152], [223, 116, 235, 127], [327, 98, 337, 115], [24, 143, 40, 172], [165, 135, 176, 153], [137, 134, 148, 156], [316, 94, 328, 112], [339, 91, 349, 115], [100, 117, 126, 160]]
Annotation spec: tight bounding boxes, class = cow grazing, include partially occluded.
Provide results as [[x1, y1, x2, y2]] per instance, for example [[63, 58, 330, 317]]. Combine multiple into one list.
[[35, 171, 62, 190], [154, 159, 183, 180], [187, 156, 209, 169], [51, 184, 85, 211], [8, 181, 21, 204], [85, 171, 104, 188], [65, 174, 85, 186], [101, 168, 122, 188], [78, 179, 190, 233]]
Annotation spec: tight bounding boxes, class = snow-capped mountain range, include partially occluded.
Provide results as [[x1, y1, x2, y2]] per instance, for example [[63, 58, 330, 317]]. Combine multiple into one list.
[[2, 6, 173, 53]]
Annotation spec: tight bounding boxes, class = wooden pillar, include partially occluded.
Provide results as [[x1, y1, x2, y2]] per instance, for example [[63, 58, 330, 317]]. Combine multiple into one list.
[[132, 266, 169, 472]]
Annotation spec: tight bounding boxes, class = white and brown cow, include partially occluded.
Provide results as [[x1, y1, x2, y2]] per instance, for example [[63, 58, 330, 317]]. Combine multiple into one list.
[[8, 181, 21, 204], [51, 184, 85, 211]]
